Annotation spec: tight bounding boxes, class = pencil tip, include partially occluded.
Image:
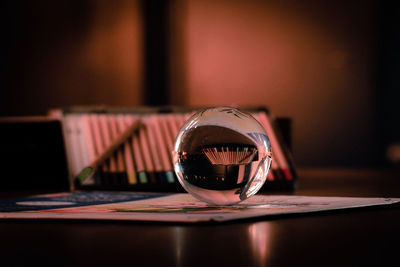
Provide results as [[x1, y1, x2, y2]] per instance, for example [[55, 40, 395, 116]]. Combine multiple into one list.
[[74, 166, 93, 186]]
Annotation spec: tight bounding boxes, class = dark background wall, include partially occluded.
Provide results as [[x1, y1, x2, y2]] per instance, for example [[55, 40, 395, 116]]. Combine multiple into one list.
[[2, 0, 144, 115], [2, 0, 399, 167]]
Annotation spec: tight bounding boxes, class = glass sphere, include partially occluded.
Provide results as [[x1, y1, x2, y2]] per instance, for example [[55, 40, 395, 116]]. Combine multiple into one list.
[[173, 107, 272, 205]]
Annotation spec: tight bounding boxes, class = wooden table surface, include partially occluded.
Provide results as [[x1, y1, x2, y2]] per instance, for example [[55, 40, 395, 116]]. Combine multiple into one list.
[[1, 168, 399, 267]]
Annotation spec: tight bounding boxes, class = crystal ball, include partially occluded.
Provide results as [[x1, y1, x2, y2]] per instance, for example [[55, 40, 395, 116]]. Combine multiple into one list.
[[173, 107, 272, 205]]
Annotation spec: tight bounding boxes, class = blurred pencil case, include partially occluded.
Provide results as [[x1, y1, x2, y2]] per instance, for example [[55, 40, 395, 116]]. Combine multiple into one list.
[[50, 106, 297, 192]]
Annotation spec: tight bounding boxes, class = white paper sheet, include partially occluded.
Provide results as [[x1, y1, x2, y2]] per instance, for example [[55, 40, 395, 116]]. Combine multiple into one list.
[[0, 192, 398, 223]]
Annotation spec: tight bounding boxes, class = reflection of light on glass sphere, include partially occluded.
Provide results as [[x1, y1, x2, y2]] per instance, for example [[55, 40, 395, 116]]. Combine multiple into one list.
[[173, 107, 272, 205]]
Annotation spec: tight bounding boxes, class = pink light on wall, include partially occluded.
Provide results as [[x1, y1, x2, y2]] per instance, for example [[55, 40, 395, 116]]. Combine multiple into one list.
[[172, 0, 378, 165], [81, 0, 143, 105]]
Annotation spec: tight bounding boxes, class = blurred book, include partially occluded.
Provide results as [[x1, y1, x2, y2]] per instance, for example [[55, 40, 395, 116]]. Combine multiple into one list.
[[0, 117, 69, 192]]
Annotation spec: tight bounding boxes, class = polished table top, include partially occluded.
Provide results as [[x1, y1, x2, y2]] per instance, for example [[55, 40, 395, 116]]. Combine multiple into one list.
[[1, 168, 400, 267]]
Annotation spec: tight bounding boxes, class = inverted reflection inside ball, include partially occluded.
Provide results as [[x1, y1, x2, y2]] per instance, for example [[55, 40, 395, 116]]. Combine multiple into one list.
[[173, 107, 272, 205]]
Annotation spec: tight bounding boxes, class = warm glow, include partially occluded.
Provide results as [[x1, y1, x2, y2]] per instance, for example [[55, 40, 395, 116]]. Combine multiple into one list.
[[82, 0, 143, 105], [175, 0, 377, 165], [248, 222, 273, 264]]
